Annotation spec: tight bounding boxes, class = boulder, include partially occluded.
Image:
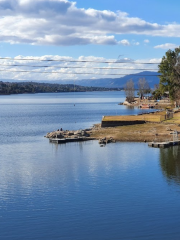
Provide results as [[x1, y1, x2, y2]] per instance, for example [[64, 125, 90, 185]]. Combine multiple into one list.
[[67, 132, 74, 136], [56, 134, 64, 139]]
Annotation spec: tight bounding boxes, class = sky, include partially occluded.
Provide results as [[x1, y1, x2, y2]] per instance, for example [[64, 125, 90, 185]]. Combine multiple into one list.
[[0, 0, 180, 81]]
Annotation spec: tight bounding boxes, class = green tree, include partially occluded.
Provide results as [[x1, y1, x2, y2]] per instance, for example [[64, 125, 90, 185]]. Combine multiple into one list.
[[158, 47, 180, 101]]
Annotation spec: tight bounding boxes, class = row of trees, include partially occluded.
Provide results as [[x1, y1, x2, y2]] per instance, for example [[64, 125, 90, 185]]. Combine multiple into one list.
[[125, 46, 180, 105], [124, 78, 151, 102], [0, 81, 120, 95]]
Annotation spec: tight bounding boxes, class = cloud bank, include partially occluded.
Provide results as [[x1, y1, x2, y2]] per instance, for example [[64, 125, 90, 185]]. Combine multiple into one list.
[[0, 55, 160, 81], [154, 43, 179, 49], [0, 0, 180, 46]]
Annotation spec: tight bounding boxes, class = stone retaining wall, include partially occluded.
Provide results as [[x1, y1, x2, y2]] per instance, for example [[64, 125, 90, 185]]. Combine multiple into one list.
[[101, 120, 146, 128]]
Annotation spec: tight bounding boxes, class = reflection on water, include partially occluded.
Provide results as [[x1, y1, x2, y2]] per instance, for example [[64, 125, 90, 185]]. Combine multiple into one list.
[[1, 141, 170, 240], [125, 105, 136, 110], [2, 92, 180, 239], [0, 141, 149, 198], [160, 146, 180, 184]]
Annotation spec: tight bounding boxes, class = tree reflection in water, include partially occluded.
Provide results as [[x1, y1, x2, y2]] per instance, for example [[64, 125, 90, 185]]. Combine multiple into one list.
[[160, 146, 180, 184]]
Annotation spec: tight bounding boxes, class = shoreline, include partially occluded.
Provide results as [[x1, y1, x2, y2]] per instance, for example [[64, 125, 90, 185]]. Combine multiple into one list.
[[123, 97, 173, 109], [46, 111, 180, 144], [90, 123, 180, 143]]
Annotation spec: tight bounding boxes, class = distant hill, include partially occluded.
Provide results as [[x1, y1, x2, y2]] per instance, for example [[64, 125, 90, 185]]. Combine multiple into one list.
[[0, 81, 120, 95], [43, 71, 160, 88], [1, 71, 160, 89], [72, 71, 160, 89]]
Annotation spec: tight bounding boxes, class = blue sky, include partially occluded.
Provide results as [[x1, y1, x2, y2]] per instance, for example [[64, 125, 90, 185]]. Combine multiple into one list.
[[0, 0, 180, 81]]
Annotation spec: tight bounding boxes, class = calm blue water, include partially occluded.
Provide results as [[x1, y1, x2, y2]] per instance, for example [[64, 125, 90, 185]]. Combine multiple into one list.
[[0, 91, 180, 240]]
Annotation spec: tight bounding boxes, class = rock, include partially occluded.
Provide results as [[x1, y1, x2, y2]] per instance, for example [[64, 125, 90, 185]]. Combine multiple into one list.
[[123, 100, 131, 106], [56, 134, 64, 139], [99, 137, 116, 144], [74, 130, 82, 135], [100, 144, 106, 147], [84, 128, 92, 131], [82, 131, 90, 137], [46, 131, 58, 138], [46, 127, 92, 141], [99, 139, 106, 144], [67, 132, 74, 136]]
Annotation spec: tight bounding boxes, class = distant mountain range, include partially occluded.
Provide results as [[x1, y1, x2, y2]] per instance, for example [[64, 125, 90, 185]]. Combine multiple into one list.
[[1, 71, 160, 89], [74, 71, 160, 88], [71, 71, 160, 88]]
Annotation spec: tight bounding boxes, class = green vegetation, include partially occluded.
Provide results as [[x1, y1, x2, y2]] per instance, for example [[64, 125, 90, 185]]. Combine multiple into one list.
[[0, 81, 121, 95], [157, 47, 180, 103]]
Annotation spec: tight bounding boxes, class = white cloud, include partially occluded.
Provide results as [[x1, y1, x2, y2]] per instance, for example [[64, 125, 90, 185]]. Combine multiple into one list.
[[119, 39, 130, 46], [154, 43, 179, 49], [133, 41, 140, 46], [0, 0, 179, 46], [144, 39, 149, 43], [0, 54, 160, 81]]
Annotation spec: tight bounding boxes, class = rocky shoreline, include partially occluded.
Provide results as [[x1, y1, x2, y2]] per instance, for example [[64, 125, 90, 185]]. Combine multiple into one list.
[[123, 98, 172, 109], [45, 125, 116, 145], [45, 123, 179, 144], [45, 128, 92, 139], [45, 111, 180, 144]]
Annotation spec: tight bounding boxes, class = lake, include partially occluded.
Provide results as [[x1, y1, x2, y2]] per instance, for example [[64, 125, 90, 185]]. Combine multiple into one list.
[[0, 91, 180, 240]]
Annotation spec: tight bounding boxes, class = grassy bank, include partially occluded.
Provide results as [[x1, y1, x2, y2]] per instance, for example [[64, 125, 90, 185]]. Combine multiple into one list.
[[90, 112, 180, 142], [102, 111, 167, 123]]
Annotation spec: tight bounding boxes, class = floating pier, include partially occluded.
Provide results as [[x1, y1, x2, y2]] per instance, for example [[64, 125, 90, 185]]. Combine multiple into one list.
[[49, 137, 95, 144], [148, 140, 180, 148]]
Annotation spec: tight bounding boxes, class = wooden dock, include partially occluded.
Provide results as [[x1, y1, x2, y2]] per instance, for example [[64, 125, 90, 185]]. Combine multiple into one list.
[[49, 137, 95, 144], [148, 140, 180, 148]]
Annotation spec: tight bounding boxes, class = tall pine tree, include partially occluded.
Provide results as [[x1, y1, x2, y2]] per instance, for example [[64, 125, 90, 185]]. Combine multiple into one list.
[[158, 47, 180, 101]]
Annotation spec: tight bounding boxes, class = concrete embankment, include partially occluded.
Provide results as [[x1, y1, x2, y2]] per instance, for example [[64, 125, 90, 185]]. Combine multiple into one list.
[[101, 120, 145, 128]]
